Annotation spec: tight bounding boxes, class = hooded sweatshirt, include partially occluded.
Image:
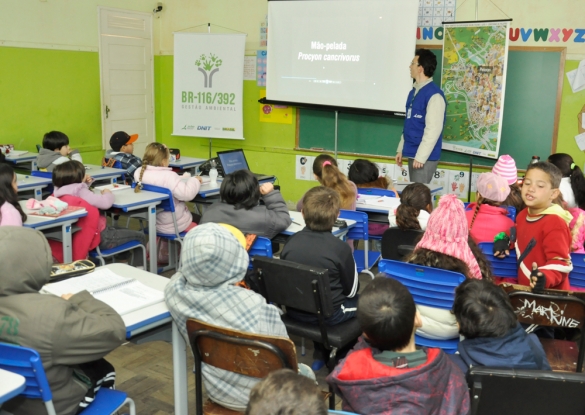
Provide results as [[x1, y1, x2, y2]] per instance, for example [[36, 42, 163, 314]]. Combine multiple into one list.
[[451, 323, 551, 375], [0, 227, 125, 415], [36, 148, 83, 172], [164, 223, 287, 411], [327, 338, 469, 415]]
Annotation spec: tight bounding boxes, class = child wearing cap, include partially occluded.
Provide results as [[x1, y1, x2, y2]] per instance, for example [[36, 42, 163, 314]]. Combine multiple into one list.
[[466, 172, 515, 244], [492, 154, 525, 213], [404, 194, 490, 340], [105, 131, 142, 183]]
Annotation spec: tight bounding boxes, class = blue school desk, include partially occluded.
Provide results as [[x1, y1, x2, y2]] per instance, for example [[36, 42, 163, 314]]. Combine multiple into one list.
[[16, 174, 52, 200], [20, 201, 88, 263]]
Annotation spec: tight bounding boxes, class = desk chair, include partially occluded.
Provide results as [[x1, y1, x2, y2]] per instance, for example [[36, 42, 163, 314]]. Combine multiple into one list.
[[468, 367, 585, 415], [248, 236, 273, 269], [186, 318, 298, 415], [463, 203, 516, 222], [478, 242, 517, 281], [0, 343, 135, 415], [570, 253, 585, 289], [338, 209, 379, 278], [505, 287, 585, 372], [356, 188, 397, 197], [252, 256, 362, 409], [380, 227, 424, 261], [378, 259, 465, 353], [89, 241, 147, 267], [36, 144, 41, 152], [140, 183, 186, 273]]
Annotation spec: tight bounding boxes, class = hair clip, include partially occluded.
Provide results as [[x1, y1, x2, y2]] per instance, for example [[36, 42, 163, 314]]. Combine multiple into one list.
[[322, 160, 332, 167], [571, 162, 576, 170]]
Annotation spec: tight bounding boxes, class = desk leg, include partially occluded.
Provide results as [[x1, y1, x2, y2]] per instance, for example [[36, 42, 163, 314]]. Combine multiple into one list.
[[172, 322, 189, 415], [148, 205, 158, 273], [31, 160, 38, 171], [62, 224, 73, 263], [34, 187, 42, 201]]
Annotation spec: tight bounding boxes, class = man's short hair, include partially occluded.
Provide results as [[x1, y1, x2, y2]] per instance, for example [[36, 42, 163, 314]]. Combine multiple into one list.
[[526, 161, 562, 189], [245, 369, 327, 415], [452, 279, 517, 339], [220, 169, 261, 210], [358, 276, 416, 351], [42, 131, 70, 151], [415, 48, 438, 78], [302, 186, 340, 232]]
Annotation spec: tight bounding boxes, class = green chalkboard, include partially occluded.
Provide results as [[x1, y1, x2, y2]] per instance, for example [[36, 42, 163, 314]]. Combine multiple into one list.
[[297, 46, 565, 168]]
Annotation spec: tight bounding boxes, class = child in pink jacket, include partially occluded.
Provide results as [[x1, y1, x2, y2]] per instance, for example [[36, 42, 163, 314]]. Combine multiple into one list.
[[134, 143, 202, 234], [0, 164, 27, 226]]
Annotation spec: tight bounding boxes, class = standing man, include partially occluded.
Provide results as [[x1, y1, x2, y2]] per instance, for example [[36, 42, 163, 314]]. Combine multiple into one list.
[[396, 49, 446, 184]]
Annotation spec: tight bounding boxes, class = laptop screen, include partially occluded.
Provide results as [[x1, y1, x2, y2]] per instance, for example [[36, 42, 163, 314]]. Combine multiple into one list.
[[217, 150, 250, 175]]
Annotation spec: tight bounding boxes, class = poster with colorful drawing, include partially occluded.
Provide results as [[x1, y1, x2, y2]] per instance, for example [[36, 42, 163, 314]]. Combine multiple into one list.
[[395, 165, 411, 183], [429, 168, 449, 196], [447, 170, 471, 199], [295, 155, 315, 181], [259, 90, 292, 124]]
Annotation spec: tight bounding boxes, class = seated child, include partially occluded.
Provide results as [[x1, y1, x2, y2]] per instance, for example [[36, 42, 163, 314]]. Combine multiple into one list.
[[388, 182, 432, 230], [200, 169, 291, 239], [348, 158, 397, 236], [165, 223, 314, 411], [548, 153, 585, 210], [327, 276, 469, 415], [0, 226, 126, 415], [296, 154, 357, 212], [37, 130, 83, 171], [0, 163, 27, 226], [492, 154, 525, 213], [405, 194, 487, 340], [246, 369, 327, 415], [496, 161, 573, 290], [52, 161, 146, 264], [451, 278, 551, 374], [466, 172, 515, 244], [134, 142, 201, 234], [105, 131, 142, 183], [282, 186, 358, 368]]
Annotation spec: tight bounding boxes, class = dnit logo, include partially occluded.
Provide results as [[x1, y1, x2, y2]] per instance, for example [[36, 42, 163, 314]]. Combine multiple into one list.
[[195, 53, 222, 88], [197, 126, 211, 131]]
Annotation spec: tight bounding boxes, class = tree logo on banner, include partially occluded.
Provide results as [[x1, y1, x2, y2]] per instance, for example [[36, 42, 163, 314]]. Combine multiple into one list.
[[195, 53, 223, 88]]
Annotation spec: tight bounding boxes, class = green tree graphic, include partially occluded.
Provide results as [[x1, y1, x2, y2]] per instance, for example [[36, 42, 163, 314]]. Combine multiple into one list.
[[195, 53, 222, 88]]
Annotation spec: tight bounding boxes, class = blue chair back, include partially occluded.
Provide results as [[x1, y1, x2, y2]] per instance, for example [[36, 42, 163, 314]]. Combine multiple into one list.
[[31, 170, 52, 179], [357, 188, 397, 197], [464, 203, 516, 222], [140, 183, 175, 213], [378, 259, 465, 309], [478, 242, 517, 279], [0, 343, 53, 403], [570, 253, 585, 289], [249, 236, 273, 268], [338, 209, 369, 241]]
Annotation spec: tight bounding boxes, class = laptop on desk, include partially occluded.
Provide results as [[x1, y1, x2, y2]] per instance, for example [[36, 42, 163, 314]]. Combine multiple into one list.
[[216, 149, 274, 181]]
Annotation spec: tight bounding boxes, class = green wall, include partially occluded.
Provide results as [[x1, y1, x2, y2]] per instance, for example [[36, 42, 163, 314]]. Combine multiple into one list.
[[2, 45, 584, 203]]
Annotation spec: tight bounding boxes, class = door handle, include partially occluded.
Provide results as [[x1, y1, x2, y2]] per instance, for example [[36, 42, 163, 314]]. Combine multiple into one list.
[[105, 105, 110, 119]]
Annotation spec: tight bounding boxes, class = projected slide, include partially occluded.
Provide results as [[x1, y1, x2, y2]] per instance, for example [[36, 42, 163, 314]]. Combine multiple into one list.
[[267, 0, 418, 113]]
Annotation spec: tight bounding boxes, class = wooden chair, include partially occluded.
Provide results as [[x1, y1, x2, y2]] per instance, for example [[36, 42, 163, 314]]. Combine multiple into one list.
[[468, 366, 585, 415], [186, 318, 298, 415], [503, 285, 585, 372]]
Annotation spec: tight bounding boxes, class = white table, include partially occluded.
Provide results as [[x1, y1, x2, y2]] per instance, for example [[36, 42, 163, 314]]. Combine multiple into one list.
[[169, 156, 206, 175], [4, 151, 38, 171], [0, 368, 26, 405], [21, 201, 88, 262], [16, 174, 52, 200], [84, 164, 126, 184], [395, 182, 443, 195], [285, 211, 356, 239], [197, 179, 223, 198], [108, 187, 169, 273], [356, 195, 401, 214], [103, 263, 188, 415]]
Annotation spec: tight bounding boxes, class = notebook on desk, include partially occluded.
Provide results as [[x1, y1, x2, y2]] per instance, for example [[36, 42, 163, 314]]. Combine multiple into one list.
[[42, 268, 164, 316], [217, 149, 273, 181]]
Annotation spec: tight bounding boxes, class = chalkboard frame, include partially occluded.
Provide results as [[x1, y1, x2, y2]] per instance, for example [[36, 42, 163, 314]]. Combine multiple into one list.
[[295, 45, 566, 168]]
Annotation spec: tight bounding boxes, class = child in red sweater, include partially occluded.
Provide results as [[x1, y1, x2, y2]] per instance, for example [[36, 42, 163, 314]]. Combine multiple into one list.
[[496, 162, 573, 290]]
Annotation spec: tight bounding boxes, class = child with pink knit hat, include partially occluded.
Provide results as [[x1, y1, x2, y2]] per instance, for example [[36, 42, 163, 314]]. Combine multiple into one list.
[[405, 194, 489, 340], [492, 154, 525, 213], [466, 172, 515, 244]]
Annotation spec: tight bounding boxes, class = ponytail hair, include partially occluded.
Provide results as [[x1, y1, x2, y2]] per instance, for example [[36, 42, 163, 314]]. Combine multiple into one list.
[[0, 164, 26, 223], [395, 183, 431, 231], [313, 154, 355, 209], [548, 153, 585, 209], [135, 142, 170, 193]]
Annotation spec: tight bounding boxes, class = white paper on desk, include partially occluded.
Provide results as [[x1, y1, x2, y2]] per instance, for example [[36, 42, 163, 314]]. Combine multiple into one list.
[[357, 195, 401, 208], [6, 150, 28, 157], [575, 132, 585, 151]]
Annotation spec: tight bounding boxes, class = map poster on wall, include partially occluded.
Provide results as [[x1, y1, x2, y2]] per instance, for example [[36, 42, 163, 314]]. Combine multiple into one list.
[[441, 20, 510, 159]]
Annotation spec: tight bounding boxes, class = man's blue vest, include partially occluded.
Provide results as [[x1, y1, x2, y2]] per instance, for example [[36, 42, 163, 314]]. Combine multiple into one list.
[[402, 81, 446, 162]]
